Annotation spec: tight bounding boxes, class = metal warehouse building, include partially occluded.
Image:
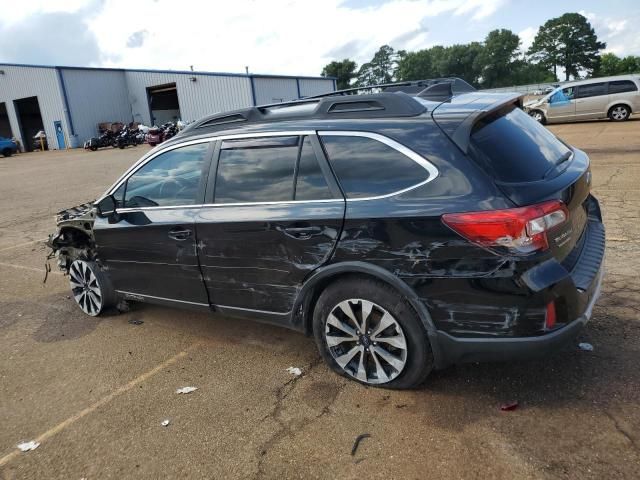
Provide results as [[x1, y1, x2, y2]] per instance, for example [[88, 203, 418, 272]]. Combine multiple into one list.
[[0, 63, 336, 151]]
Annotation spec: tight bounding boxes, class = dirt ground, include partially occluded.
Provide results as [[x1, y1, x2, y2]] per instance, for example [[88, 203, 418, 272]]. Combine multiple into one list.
[[0, 120, 639, 480]]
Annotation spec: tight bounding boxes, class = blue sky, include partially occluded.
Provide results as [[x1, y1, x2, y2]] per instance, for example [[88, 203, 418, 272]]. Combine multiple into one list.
[[0, 0, 638, 76]]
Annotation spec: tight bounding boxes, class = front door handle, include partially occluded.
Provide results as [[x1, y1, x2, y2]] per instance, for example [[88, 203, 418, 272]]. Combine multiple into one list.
[[168, 227, 192, 241]]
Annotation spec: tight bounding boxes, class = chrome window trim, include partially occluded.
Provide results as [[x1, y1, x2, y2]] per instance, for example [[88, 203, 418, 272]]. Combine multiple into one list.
[[103, 129, 439, 211], [317, 130, 439, 201]]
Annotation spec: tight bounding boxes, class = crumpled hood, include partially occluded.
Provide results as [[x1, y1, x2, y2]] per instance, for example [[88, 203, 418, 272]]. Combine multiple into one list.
[[55, 201, 95, 225]]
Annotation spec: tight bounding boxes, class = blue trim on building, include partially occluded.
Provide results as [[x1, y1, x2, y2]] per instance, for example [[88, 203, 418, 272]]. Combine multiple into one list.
[[249, 76, 257, 106], [55, 67, 75, 135], [0, 62, 337, 82], [295, 78, 302, 99]]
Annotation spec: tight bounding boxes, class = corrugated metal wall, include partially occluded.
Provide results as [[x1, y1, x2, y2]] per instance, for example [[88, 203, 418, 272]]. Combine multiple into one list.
[[124, 71, 253, 125], [0, 65, 68, 150], [299, 78, 334, 97], [253, 77, 299, 104], [61, 68, 132, 143]]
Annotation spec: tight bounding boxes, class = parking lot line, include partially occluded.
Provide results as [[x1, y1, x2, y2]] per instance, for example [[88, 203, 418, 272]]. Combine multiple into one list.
[[0, 342, 203, 468], [0, 239, 48, 253], [0, 262, 62, 275]]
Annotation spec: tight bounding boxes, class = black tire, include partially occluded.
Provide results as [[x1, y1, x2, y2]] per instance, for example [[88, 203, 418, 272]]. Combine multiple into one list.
[[529, 109, 546, 124], [313, 276, 433, 389], [609, 104, 630, 122], [2, 148, 12, 157], [69, 259, 116, 316], [89, 145, 98, 152]]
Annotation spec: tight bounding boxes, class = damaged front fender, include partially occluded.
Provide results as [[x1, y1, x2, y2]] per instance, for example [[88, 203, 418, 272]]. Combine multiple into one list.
[[46, 202, 97, 273]]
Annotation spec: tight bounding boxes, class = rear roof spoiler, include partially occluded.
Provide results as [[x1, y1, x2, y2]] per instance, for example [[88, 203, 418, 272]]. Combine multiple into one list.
[[431, 93, 524, 154]]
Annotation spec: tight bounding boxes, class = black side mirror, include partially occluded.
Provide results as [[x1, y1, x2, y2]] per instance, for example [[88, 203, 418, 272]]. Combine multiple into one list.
[[95, 195, 117, 218]]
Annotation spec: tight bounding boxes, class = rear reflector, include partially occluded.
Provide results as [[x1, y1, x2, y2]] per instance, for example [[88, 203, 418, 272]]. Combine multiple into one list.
[[441, 200, 569, 254], [545, 301, 557, 329]]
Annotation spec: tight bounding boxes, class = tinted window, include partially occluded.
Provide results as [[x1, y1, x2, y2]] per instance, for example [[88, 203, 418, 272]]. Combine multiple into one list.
[[550, 87, 574, 103], [609, 80, 638, 94], [124, 143, 208, 208], [321, 135, 429, 198], [470, 106, 572, 183], [215, 137, 297, 203], [295, 137, 332, 200], [575, 82, 606, 98], [112, 183, 126, 208]]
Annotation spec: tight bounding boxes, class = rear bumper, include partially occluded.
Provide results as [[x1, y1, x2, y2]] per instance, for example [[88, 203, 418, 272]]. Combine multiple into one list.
[[435, 266, 603, 366]]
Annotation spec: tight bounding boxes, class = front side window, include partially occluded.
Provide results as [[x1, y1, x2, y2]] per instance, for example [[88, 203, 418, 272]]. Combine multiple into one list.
[[320, 135, 429, 199], [575, 83, 606, 98], [215, 136, 298, 203], [609, 80, 638, 94], [550, 87, 574, 103], [124, 143, 209, 208]]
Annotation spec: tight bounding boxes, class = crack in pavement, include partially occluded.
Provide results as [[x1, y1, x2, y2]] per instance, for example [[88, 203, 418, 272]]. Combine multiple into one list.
[[603, 410, 639, 453]]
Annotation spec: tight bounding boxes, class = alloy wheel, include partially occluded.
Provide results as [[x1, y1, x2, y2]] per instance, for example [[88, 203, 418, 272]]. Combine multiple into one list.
[[324, 299, 408, 385], [69, 260, 103, 316], [611, 106, 628, 120], [530, 111, 543, 123]]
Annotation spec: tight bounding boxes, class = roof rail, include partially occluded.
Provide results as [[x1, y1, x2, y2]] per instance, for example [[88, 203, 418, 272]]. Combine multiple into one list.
[[186, 91, 427, 132], [306, 77, 476, 99]]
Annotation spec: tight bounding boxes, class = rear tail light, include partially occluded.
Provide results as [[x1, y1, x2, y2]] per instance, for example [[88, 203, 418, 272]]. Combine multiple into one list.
[[442, 200, 569, 254], [545, 301, 557, 330]]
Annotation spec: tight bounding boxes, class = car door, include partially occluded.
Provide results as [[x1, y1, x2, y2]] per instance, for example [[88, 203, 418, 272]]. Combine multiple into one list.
[[546, 87, 576, 121], [574, 82, 608, 119], [195, 133, 345, 314], [94, 141, 213, 305]]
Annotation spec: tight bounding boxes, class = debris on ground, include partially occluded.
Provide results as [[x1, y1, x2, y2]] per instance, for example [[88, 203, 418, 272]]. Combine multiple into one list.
[[117, 300, 131, 314], [161, 419, 170, 427], [351, 433, 371, 456], [176, 386, 198, 394], [578, 342, 594, 351], [286, 367, 302, 376], [128, 318, 143, 325], [17, 441, 40, 452], [500, 401, 519, 411]]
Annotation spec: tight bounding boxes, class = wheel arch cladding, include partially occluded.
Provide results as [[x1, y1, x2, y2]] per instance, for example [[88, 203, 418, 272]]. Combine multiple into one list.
[[292, 261, 446, 368]]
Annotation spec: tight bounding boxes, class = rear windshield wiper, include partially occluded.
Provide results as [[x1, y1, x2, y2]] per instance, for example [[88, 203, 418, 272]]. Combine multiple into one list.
[[543, 151, 573, 179]]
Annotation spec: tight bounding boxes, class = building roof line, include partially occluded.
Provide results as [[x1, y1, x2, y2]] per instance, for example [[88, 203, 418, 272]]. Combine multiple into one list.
[[0, 62, 337, 81]]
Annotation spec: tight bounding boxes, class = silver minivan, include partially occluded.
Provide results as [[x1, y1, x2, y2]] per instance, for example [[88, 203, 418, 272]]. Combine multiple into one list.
[[524, 75, 640, 124]]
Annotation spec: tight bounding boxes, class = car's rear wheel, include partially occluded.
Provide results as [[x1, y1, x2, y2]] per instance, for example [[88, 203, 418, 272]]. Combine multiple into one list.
[[2, 148, 13, 157], [609, 104, 630, 121], [313, 277, 433, 389], [69, 259, 114, 316]]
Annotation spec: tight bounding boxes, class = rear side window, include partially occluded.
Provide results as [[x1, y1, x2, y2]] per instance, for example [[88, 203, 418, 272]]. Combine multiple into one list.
[[320, 135, 429, 198], [295, 137, 333, 200], [575, 82, 606, 98], [470, 106, 572, 183], [609, 80, 638, 94], [215, 136, 298, 203], [124, 143, 208, 208]]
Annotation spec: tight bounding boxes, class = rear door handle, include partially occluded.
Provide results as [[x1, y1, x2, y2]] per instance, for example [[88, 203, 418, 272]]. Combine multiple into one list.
[[168, 227, 192, 241], [283, 226, 322, 239]]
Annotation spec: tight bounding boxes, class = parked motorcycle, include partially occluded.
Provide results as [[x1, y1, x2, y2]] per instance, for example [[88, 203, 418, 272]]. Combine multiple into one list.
[[85, 129, 117, 151], [115, 124, 140, 149], [145, 122, 178, 147]]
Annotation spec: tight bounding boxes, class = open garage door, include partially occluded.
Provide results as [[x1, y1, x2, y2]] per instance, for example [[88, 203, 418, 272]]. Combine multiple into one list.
[[147, 83, 180, 126], [0, 103, 13, 139], [14, 96, 46, 152]]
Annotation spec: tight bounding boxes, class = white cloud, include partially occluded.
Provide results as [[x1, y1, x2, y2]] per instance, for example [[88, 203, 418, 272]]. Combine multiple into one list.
[[518, 26, 537, 52], [454, 0, 508, 21], [579, 10, 640, 58]]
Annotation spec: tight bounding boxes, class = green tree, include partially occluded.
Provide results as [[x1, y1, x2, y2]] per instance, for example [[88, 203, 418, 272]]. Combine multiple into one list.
[[618, 55, 640, 74], [321, 59, 358, 90], [396, 49, 434, 81], [356, 45, 402, 86], [475, 29, 521, 88], [396, 43, 483, 86], [528, 12, 606, 81], [595, 52, 621, 76]]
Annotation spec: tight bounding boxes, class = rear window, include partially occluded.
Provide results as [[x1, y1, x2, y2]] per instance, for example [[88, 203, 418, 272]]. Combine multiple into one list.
[[609, 80, 638, 94], [470, 106, 572, 183], [575, 82, 606, 98], [320, 135, 429, 198]]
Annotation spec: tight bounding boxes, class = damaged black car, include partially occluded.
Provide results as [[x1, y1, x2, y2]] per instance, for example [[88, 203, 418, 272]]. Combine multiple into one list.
[[48, 79, 605, 388]]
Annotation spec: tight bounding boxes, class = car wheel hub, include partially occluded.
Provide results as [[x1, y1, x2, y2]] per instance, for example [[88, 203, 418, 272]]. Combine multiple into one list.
[[324, 299, 408, 385], [69, 260, 103, 316]]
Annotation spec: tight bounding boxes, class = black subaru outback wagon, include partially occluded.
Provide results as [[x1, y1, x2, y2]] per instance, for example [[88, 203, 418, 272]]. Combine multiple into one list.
[[48, 79, 605, 389]]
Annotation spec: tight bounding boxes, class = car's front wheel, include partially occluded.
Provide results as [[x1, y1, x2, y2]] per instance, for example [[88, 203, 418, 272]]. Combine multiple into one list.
[[2, 148, 13, 157], [313, 276, 433, 389], [69, 259, 115, 316], [529, 110, 545, 124]]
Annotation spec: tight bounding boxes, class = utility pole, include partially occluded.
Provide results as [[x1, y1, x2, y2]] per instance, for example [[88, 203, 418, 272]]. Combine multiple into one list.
[[245, 66, 249, 75]]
